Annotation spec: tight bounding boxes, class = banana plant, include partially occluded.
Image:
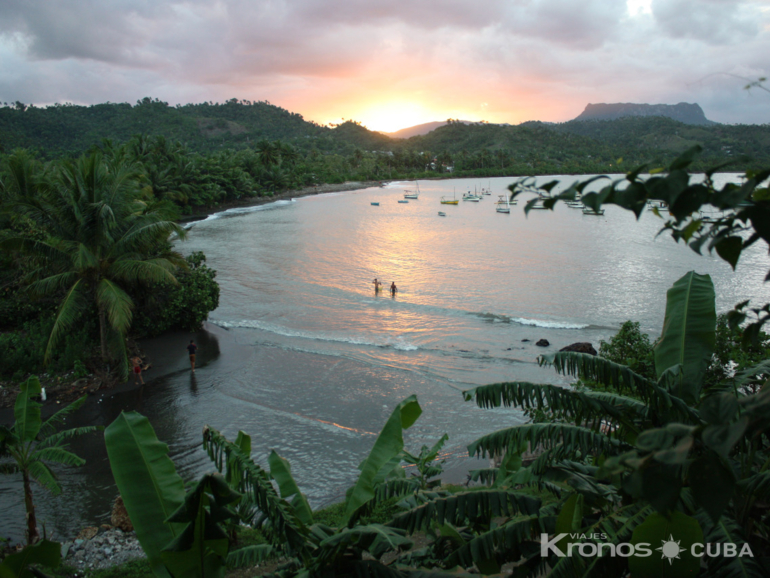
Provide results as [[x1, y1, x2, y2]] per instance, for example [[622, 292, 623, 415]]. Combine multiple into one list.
[[205, 395, 478, 576], [446, 271, 770, 576], [104, 411, 240, 578], [0, 375, 100, 545]]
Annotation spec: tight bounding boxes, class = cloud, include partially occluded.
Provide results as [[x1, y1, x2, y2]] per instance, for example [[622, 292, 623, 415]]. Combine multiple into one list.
[[0, 0, 768, 126], [651, 0, 761, 45]]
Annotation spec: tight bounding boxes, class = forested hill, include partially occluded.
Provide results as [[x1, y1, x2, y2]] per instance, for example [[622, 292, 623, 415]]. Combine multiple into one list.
[[408, 117, 770, 171], [0, 97, 396, 158], [1, 98, 769, 171]]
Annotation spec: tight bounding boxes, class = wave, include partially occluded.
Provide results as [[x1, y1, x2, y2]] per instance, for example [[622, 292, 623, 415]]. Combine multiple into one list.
[[474, 311, 588, 330], [210, 318, 420, 351], [184, 200, 294, 229]]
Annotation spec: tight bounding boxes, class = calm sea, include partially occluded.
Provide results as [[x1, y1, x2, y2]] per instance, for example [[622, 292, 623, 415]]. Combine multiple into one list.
[[1, 174, 768, 543]]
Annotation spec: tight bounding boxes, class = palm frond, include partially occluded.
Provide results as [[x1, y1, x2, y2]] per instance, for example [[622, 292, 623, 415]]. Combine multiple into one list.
[[467, 423, 628, 463], [696, 511, 765, 577], [388, 490, 541, 534], [738, 470, 770, 500], [202, 426, 309, 555], [96, 278, 134, 335], [37, 426, 101, 449], [544, 352, 701, 424], [226, 544, 278, 569], [40, 396, 88, 437], [108, 258, 179, 286], [25, 271, 79, 298], [444, 514, 552, 570], [27, 460, 62, 495], [373, 478, 422, 503], [464, 381, 645, 436], [31, 447, 85, 467], [44, 279, 88, 364]]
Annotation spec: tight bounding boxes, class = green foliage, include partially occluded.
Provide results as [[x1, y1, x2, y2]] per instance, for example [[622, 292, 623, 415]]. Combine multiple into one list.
[[0, 539, 61, 578], [0, 376, 100, 545], [104, 412, 242, 578], [598, 321, 656, 380], [0, 149, 187, 377], [0, 316, 93, 379], [131, 252, 220, 337]]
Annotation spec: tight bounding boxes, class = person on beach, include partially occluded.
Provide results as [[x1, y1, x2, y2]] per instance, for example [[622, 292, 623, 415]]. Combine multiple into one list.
[[187, 340, 197, 372], [372, 278, 382, 292], [131, 356, 145, 385], [390, 282, 397, 296]]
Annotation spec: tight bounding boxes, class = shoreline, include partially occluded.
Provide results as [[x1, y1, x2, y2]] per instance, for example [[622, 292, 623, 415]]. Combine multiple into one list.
[[179, 180, 387, 223]]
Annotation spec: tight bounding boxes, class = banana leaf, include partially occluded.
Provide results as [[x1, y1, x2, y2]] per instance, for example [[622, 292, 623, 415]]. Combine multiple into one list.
[[104, 411, 186, 578], [345, 395, 421, 520], [654, 271, 716, 404]]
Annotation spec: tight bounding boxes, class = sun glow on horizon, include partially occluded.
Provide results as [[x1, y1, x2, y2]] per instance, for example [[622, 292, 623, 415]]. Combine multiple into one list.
[[350, 101, 441, 133]]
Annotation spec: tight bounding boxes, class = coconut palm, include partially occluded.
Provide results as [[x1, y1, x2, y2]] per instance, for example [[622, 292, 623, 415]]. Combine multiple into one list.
[[0, 376, 100, 544], [0, 150, 187, 375]]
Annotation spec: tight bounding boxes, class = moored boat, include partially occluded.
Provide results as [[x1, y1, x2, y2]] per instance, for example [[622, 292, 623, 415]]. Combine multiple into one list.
[[582, 207, 605, 215]]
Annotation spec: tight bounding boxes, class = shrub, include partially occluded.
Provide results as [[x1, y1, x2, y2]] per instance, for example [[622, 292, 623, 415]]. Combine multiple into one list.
[[131, 251, 220, 337]]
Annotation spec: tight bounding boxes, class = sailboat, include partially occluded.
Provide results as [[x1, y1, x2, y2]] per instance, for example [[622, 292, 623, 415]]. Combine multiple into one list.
[[496, 194, 510, 213], [404, 181, 420, 199], [463, 187, 482, 201], [441, 188, 459, 205]]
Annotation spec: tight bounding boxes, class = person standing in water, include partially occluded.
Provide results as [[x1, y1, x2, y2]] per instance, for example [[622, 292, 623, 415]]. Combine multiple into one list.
[[372, 278, 382, 292], [390, 281, 397, 296], [187, 339, 197, 372]]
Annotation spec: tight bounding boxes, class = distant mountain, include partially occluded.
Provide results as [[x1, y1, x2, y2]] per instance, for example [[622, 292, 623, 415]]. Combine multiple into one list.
[[386, 120, 475, 139], [573, 102, 715, 126]]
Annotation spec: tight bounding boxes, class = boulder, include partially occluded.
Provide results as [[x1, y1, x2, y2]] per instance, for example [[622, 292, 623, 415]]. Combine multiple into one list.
[[559, 342, 597, 355], [535, 339, 550, 347], [111, 496, 134, 532]]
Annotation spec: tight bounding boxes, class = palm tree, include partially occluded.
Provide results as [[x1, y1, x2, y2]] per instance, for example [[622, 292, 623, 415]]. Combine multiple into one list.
[[256, 139, 280, 166], [0, 376, 100, 544], [0, 151, 187, 375]]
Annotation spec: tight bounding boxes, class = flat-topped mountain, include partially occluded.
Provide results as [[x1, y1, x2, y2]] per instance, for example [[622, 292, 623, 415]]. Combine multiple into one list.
[[574, 102, 715, 125]]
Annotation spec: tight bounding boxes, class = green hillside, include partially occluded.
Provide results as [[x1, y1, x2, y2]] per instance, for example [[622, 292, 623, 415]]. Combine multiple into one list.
[[1, 98, 769, 173], [0, 98, 396, 158]]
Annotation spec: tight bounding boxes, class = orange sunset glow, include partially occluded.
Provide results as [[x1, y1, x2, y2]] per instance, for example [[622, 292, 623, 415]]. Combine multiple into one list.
[[1, 1, 768, 125]]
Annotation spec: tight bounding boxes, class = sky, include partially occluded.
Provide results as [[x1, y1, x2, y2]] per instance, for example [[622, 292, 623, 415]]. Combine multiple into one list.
[[0, 0, 768, 132]]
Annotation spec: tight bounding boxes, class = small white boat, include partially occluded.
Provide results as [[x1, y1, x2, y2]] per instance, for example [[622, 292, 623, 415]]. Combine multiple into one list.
[[496, 195, 510, 214], [463, 192, 481, 202], [438, 211, 446, 217], [647, 200, 668, 211], [404, 181, 420, 199], [566, 201, 584, 209], [528, 198, 548, 210], [582, 207, 605, 215]]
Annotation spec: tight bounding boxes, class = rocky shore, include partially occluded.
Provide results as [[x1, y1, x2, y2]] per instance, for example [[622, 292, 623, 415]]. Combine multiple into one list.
[[61, 526, 144, 571]]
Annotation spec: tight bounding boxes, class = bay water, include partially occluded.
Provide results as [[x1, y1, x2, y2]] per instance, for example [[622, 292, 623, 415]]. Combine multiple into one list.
[[1, 174, 768, 543]]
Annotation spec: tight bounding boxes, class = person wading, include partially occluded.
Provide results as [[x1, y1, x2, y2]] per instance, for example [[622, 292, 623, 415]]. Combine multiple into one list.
[[187, 340, 197, 372]]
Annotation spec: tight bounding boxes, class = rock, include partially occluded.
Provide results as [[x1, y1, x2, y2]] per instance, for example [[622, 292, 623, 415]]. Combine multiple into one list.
[[559, 342, 598, 356], [111, 495, 134, 532], [76, 527, 99, 541], [535, 339, 550, 347]]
